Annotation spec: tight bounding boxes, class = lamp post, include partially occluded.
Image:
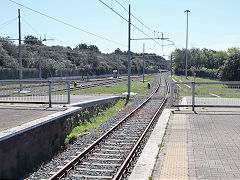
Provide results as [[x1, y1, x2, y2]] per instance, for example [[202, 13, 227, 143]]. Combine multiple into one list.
[[184, 9, 190, 79]]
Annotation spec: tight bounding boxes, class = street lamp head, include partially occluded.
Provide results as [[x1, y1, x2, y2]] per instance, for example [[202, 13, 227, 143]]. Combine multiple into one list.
[[184, 9, 190, 13]]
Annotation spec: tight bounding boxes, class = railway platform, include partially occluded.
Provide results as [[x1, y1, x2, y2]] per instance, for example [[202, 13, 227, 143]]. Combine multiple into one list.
[[130, 99, 240, 180], [0, 94, 119, 139]]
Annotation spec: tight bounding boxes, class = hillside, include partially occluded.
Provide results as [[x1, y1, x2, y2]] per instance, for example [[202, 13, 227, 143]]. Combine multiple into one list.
[[0, 37, 169, 79]]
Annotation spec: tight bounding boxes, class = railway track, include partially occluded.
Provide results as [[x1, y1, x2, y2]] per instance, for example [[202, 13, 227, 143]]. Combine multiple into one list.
[[0, 75, 152, 99], [47, 74, 169, 180]]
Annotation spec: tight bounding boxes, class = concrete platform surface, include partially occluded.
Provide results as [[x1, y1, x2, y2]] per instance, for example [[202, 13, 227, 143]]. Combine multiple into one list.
[[152, 106, 240, 180], [129, 109, 171, 180], [0, 94, 119, 140]]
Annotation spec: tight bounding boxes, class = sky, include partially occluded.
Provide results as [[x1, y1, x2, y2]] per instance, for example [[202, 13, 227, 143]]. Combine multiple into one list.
[[1, 0, 240, 59]]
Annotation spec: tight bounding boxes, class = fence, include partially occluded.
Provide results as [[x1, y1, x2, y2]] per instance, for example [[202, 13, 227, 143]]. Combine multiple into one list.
[[171, 81, 240, 110], [0, 80, 70, 107]]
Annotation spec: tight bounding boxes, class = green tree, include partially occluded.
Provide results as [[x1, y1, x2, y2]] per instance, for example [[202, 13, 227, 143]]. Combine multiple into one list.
[[88, 45, 100, 52], [75, 43, 88, 50], [114, 48, 123, 55], [172, 48, 186, 73], [24, 35, 42, 45], [228, 47, 240, 54], [214, 51, 228, 68], [218, 51, 240, 81]]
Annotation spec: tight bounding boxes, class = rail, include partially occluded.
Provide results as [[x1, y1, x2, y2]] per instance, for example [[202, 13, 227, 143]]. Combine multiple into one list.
[[49, 76, 169, 180], [113, 79, 169, 179], [0, 76, 147, 106]]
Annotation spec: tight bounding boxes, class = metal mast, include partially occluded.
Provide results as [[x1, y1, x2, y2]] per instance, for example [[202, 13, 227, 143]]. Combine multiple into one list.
[[18, 9, 23, 90], [127, 4, 131, 99]]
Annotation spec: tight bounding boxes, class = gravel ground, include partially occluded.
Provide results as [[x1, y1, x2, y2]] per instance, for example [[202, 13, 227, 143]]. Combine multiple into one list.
[[125, 73, 169, 179], [25, 74, 161, 180]]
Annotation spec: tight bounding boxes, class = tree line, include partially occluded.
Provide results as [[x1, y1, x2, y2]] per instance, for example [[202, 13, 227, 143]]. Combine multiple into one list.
[[0, 35, 169, 79], [172, 47, 240, 81]]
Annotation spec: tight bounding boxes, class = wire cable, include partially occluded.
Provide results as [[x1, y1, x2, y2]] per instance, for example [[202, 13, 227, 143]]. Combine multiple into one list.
[[114, 0, 157, 36], [21, 17, 41, 36], [47, 35, 76, 47], [8, 0, 127, 48], [98, 0, 128, 22], [0, 17, 18, 30], [97, 0, 163, 47]]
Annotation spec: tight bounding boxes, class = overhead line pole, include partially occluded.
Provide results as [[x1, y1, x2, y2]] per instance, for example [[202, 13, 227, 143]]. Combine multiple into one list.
[[171, 53, 173, 79], [117, 53, 120, 78], [18, 9, 23, 91], [39, 48, 42, 79], [143, 43, 145, 83], [127, 4, 131, 99]]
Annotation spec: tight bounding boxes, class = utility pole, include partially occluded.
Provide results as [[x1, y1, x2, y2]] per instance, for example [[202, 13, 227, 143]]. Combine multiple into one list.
[[117, 53, 120, 78], [170, 53, 173, 79], [39, 48, 42, 79], [185, 9, 190, 79], [18, 9, 23, 91], [137, 59, 139, 75], [143, 43, 145, 83], [127, 4, 131, 99], [38, 35, 53, 79], [161, 33, 165, 57]]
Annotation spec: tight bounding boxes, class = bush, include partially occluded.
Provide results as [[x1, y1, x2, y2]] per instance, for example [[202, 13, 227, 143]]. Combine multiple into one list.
[[174, 68, 217, 79]]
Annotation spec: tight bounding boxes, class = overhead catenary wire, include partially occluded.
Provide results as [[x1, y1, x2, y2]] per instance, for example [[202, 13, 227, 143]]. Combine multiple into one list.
[[98, 0, 128, 22], [99, 0, 173, 57], [0, 33, 41, 37], [97, 0, 163, 47], [47, 35, 76, 47], [20, 18, 73, 47], [8, 0, 127, 48], [0, 17, 17, 27], [21, 17, 41, 36], [1, 33, 76, 48], [113, 0, 157, 36], [0, 17, 18, 30]]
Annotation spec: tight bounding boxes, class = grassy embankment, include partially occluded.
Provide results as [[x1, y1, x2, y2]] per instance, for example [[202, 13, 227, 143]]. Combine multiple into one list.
[[72, 77, 154, 95], [172, 75, 240, 98], [65, 77, 154, 145]]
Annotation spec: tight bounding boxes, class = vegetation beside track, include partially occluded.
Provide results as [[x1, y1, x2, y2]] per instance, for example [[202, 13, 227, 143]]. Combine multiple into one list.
[[65, 98, 133, 145], [71, 77, 154, 95], [171, 75, 240, 98]]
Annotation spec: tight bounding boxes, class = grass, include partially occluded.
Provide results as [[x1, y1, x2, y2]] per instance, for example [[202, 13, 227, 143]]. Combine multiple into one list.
[[65, 98, 133, 145], [40, 104, 49, 108], [172, 75, 217, 83], [158, 143, 164, 148], [149, 176, 153, 180], [71, 77, 154, 95], [172, 75, 240, 98]]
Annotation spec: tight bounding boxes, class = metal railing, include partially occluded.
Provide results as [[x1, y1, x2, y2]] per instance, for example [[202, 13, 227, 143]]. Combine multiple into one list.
[[171, 81, 240, 110], [0, 80, 70, 107]]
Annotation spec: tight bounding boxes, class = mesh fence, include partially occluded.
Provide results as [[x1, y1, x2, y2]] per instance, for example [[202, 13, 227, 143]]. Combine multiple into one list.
[[0, 80, 70, 105], [171, 81, 240, 107]]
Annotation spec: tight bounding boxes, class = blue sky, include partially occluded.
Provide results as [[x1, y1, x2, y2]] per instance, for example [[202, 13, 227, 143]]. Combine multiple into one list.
[[1, 0, 239, 58]]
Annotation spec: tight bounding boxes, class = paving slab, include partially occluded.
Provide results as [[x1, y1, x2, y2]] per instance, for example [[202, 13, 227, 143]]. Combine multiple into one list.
[[187, 107, 240, 180], [151, 99, 240, 180]]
